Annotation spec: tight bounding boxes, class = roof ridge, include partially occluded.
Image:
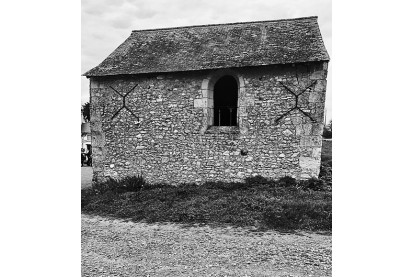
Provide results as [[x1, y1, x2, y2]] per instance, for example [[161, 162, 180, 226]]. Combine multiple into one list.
[[131, 16, 318, 33]]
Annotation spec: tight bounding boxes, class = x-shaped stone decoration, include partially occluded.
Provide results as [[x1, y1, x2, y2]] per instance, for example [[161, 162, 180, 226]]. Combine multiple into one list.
[[109, 84, 140, 124], [274, 81, 317, 124]]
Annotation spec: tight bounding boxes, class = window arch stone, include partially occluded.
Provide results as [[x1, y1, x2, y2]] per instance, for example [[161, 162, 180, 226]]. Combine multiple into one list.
[[194, 69, 249, 134]]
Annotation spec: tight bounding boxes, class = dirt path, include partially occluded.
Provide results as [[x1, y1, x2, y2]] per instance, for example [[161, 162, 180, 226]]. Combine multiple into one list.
[[82, 214, 331, 277]]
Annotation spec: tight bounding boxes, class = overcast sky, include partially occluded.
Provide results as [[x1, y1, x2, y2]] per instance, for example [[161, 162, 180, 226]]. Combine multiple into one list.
[[82, 0, 332, 121]]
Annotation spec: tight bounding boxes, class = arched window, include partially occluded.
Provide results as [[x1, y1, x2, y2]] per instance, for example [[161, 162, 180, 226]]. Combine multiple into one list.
[[213, 75, 238, 126], [196, 70, 247, 134]]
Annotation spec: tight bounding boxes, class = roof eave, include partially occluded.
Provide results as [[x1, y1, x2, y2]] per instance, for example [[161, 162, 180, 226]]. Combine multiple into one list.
[[82, 58, 330, 78]]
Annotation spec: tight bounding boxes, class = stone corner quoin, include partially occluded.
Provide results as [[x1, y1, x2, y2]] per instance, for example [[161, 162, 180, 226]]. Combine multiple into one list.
[[86, 18, 329, 185]]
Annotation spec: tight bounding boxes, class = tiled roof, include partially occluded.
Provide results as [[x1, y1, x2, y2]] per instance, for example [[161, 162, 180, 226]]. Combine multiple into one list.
[[84, 16, 329, 77]]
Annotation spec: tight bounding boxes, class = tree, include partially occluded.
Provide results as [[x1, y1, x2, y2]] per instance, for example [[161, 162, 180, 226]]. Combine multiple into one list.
[[322, 119, 332, 139], [327, 120, 332, 133], [82, 102, 90, 122]]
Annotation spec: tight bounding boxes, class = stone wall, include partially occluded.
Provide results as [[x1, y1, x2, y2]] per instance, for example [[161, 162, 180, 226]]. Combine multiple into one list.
[[89, 62, 328, 184]]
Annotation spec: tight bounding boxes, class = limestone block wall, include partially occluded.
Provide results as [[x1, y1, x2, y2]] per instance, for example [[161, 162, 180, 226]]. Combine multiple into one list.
[[89, 62, 328, 184]]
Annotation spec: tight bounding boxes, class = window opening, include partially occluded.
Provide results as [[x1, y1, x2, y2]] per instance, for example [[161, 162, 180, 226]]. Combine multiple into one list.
[[213, 75, 238, 126]]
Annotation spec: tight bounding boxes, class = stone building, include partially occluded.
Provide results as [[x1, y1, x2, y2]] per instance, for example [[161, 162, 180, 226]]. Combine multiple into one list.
[[83, 16, 330, 184]]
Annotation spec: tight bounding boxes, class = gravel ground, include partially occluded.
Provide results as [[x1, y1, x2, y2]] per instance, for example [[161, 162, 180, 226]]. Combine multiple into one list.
[[82, 214, 331, 277]]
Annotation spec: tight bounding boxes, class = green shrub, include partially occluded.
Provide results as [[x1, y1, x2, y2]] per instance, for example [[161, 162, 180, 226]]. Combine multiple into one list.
[[245, 175, 275, 186], [319, 140, 332, 190], [299, 177, 326, 191], [121, 175, 147, 192], [91, 177, 119, 194], [322, 128, 332, 139], [91, 175, 147, 194], [276, 176, 297, 188], [142, 182, 171, 190], [319, 161, 332, 189]]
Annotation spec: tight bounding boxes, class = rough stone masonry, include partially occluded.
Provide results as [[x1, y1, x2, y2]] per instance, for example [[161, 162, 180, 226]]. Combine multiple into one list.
[[84, 16, 330, 184]]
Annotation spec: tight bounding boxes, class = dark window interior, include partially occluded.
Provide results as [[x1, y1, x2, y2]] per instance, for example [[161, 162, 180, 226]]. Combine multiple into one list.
[[213, 75, 238, 126]]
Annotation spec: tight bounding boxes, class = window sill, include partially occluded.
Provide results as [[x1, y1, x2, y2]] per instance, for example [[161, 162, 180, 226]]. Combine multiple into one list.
[[204, 126, 240, 134]]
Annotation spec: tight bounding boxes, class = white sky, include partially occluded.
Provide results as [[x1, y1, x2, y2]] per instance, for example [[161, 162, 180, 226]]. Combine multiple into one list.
[[82, 0, 332, 121]]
